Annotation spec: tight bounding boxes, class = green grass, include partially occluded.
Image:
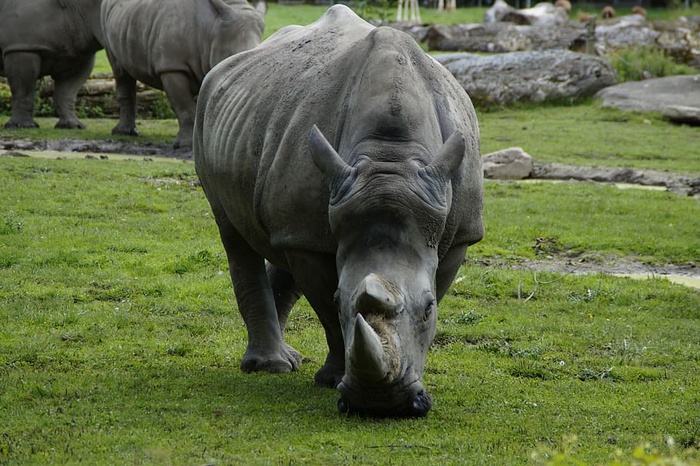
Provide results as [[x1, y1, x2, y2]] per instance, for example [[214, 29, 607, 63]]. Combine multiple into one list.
[[473, 180, 699, 265], [478, 101, 700, 174], [1, 155, 698, 464]]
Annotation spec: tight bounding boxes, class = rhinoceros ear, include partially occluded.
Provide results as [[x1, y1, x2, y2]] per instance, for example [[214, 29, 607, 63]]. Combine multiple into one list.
[[429, 131, 466, 179], [309, 125, 352, 181], [253, 0, 268, 14]]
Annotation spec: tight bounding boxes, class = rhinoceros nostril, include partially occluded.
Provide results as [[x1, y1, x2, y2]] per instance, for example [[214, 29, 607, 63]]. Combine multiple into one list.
[[337, 397, 350, 413], [406, 390, 432, 418]]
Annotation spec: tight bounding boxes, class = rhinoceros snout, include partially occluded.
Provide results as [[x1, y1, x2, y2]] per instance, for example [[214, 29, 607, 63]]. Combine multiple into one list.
[[337, 388, 432, 418]]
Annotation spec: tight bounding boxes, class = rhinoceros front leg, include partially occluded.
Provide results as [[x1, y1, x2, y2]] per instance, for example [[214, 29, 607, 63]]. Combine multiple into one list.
[[285, 251, 345, 388], [52, 55, 94, 129], [111, 70, 139, 136], [160, 71, 195, 149], [435, 243, 469, 302], [215, 215, 302, 373], [3, 52, 41, 129]]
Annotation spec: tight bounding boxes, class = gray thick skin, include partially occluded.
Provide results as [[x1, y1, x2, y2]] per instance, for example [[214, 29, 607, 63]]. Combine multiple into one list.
[[101, 0, 266, 149], [194, 5, 483, 417], [0, 0, 104, 130]]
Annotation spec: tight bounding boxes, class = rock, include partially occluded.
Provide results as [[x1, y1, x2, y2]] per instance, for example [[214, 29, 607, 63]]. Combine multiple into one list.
[[484, 0, 521, 24], [531, 162, 700, 195], [483, 147, 533, 179], [436, 50, 617, 107], [661, 105, 700, 126], [655, 27, 700, 66], [595, 14, 660, 49], [484, 0, 569, 27], [595, 75, 700, 125], [426, 22, 588, 53]]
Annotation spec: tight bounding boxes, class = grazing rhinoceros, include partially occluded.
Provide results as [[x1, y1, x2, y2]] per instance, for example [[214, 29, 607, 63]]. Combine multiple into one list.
[[0, 0, 103, 129], [194, 5, 483, 417], [101, 0, 266, 149]]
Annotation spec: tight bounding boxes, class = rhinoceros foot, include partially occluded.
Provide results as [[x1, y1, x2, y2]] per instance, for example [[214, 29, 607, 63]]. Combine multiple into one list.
[[111, 124, 139, 137], [240, 343, 302, 374], [314, 361, 344, 389], [4, 119, 39, 129], [54, 118, 86, 130], [172, 135, 192, 150]]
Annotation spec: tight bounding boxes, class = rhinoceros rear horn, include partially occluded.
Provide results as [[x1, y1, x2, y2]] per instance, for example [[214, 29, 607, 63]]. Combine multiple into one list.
[[429, 131, 466, 178], [356, 273, 402, 317], [309, 125, 350, 179]]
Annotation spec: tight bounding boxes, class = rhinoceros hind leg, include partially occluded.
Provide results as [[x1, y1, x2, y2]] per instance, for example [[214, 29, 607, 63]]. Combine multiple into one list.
[[52, 55, 94, 129], [284, 251, 345, 388], [161, 71, 195, 149], [3, 52, 41, 129], [111, 70, 139, 136], [314, 359, 344, 388]]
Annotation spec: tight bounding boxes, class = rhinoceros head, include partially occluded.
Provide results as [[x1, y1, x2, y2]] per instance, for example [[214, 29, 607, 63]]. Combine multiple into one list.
[[208, 0, 266, 67], [309, 125, 465, 417]]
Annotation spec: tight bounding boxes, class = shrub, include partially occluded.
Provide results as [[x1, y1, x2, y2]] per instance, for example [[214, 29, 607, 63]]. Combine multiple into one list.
[[606, 45, 698, 82]]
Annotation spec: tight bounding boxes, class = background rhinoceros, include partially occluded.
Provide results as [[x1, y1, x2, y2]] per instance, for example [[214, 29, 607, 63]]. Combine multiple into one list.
[[194, 5, 483, 417], [0, 0, 103, 129], [101, 0, 266, 149]]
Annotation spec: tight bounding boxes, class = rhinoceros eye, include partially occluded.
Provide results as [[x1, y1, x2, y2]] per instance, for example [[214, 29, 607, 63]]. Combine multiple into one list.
[[424, 297, 436, 321]]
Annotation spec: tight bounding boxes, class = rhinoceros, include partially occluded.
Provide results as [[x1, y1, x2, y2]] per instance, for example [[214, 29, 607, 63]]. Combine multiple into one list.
[[194, 5, 484, 417], [0, 0, 103, 129], [101, 0, 266, 148]]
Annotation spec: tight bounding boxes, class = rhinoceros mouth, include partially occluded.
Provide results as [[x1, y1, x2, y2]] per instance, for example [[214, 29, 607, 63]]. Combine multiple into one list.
[[336, 379, 432, 418]]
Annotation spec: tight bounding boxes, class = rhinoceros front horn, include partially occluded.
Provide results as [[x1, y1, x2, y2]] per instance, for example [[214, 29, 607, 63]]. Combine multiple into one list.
[[348, 314, 391, 383]]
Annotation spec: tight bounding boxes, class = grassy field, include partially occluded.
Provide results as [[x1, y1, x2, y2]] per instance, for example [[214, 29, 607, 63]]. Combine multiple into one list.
[[1, 153, 698, 464], [1, 3, 699, 465]]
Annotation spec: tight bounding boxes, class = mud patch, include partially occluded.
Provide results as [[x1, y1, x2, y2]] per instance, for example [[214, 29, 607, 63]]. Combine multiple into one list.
[[1, 137, 191, 159], [472, 256, 700, 289], [531, 162, 700, 197]]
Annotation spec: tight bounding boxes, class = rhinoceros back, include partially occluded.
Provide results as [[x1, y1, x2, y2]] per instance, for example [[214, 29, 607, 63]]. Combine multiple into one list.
[[194, 5, 483, 263]]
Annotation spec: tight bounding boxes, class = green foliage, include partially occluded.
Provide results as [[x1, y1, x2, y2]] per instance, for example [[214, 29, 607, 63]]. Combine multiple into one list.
[[1, 156, 699, 464], [355, 0, 397, 24], [607, 46, 698, 83], [0, 80, 11, 115], [143, 90, 176, 120]]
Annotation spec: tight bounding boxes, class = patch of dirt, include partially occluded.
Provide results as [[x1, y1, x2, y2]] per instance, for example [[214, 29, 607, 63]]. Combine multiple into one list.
[[531, 162, 700, 197], [1, 137, 191, 159], [473, 254, 698, 279]]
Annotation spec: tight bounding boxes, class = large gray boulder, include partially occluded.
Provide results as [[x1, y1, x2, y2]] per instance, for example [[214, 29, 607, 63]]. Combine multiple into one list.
[[595, 14, 659, 49], [436, 50, 617, 107], [425, 22, 587, 53], [595, 75, 700, 125], [483, 147, 533, 179]]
